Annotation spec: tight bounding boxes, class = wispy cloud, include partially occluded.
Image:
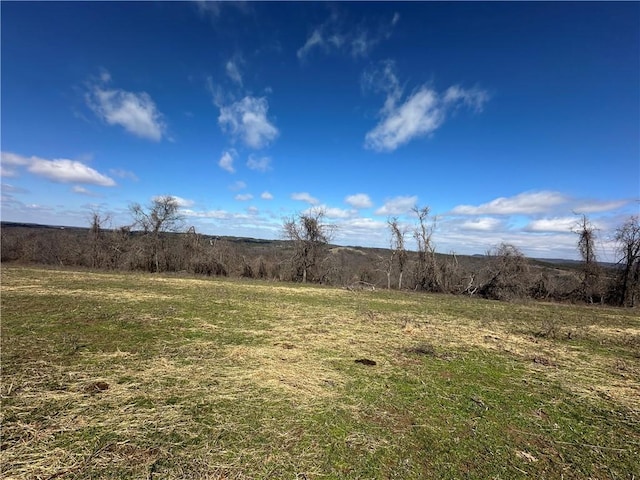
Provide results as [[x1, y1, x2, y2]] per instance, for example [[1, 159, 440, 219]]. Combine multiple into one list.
[[363, 62, 488, 152], [235, 193, 253, 201], [450, 191, 567, 215], [261, 191, 273, 200], [194, 0, 250, 20], [229, 180, 247, 191], [72, 185, 101, 197], [345, 193, 373, 209], [1, 152, 116, 186], [225, 55, 244, 86], [291, 192, 319, 205], [195, 0, 222, 18], [297, 29, 325, 60], [247, 154, 271, 172], [109, 168, 138, 181], [218, 149, 237, 173], [375, 195, 417, 216], [85, 71, 167, 141], [573, 199, 629, 213], [218, 96, 279, 149], [1, 183, 29, 194], [297, 11, 399, 61]]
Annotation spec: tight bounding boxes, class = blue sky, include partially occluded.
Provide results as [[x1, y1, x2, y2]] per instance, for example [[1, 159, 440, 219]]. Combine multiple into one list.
[[2, 1, 638, 260]]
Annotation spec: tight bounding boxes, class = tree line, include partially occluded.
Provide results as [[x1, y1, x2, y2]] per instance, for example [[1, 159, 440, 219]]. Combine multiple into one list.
[[1, 195, 638, 307]]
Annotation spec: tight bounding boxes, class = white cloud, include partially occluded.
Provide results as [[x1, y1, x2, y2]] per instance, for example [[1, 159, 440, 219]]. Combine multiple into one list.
[[152, 195, 195, 208], [460, 217, 502, 231], [333, 217, 389, 247], [345, 193, 373, 209], [375, 195, 417, 216], [7, 153, 117, 186], [225, 58, 243, 86], [247, 154, 271, 172], [573, 199, 629, 213], [451, 191, 567, 215], [291, 192, 319, 205], [172, 196, 195, 208], [525, 217, 577, 233], [235, 193, 253, 201], [182, 208, 229, 219], [261, 191, 273, 200], [86, 73, 166, 141], [304, 205, 355, 219], [364, 64, 488, 152], [365, 87, 441, 152], [1, 152, 30, 166], [0, 166, 18, 178], [218, 96, 279, 149], [218, 149, 237, 173], [1, 152, 29, 178]]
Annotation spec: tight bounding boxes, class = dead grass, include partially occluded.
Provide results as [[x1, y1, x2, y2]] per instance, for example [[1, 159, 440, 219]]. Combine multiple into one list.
[[2, 266, 639, 479]]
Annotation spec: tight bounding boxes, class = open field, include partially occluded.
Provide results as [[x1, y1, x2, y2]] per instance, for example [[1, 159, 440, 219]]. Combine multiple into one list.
[[1, 266, 639, 479]]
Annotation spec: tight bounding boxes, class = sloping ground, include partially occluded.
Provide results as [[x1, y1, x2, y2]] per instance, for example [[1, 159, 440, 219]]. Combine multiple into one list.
[[1, 266, 638, 479]]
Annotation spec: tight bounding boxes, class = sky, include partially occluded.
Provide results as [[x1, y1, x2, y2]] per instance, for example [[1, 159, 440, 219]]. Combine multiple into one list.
[[1, 1, 638, 261]]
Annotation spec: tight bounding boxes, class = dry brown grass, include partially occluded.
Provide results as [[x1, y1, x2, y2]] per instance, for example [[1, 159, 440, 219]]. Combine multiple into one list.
[[1, 266, 639, 479]]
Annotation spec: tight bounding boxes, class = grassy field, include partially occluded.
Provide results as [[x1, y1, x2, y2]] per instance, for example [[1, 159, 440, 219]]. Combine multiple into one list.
[[1, 266, 639, 479]]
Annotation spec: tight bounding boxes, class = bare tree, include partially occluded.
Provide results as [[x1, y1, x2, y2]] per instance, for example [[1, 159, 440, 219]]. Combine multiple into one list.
[[283, 209, 334, 283], [88, 209, 111, 269], [574, 214, 601, 303], [480, 243, 531, 301], [412, 205, 440, 291], [130, 195, 184, 272], [440, 251, 464, 294], [387, 217, 407, 289], [613, 215, 640, 307]]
